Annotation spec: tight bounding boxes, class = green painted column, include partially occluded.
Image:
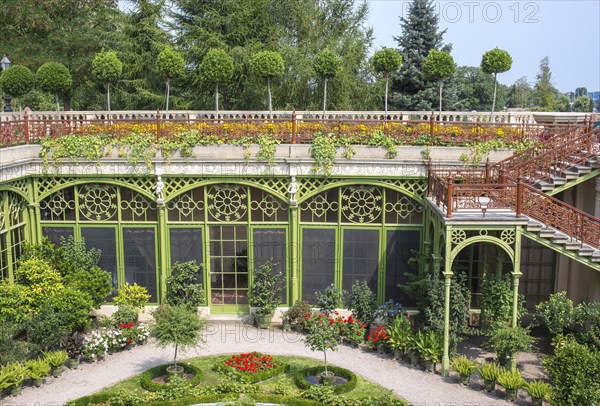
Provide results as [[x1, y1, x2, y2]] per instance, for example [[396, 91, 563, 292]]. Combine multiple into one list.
[[510, 227, 523, 370], [157, 204, 169, 304], [289, 206, 299, 303], [26, 179, 39, 244], [441, 269, 452, 376]]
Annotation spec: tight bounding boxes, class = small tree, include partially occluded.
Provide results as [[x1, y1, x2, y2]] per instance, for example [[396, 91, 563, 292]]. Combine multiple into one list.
[[199, 49, 234, 118], [422, 49, 455, 118], [36, 62, 72, 113], [92, 50, 123, 116], [151, 304, 205, 371], [166, 261, 205, 308], [0, 65, 35, 111], [249, 51, 285, 118], [574, 95, 593, 112], [157, 47, 185, 112], [304, 314, 339, 376], [371, 48, 402, 117], [313, 49, 343, 118], [481, 48, 513, 120]]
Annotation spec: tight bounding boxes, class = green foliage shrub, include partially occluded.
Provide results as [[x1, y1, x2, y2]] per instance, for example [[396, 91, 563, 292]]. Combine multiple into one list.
[[0, 281, 28, 324], [44, 287, 93, 332], [54, 236, 102, 277], [166, 261, 205, 307], [315, 284, 345, 313], [248, 260, 284, 316], [535, 291, 575, 336], [25, 302, 70, 354], [92, 50, 123, 84], [313, 49, 343, 79], [480, 273, 525, 329], [573, 302, 600, 350], [64, 266, 113, 309], [25, 358, 51, 380], [112, 305, 138, 327], [487, 325, 535, 363], [497, 368, 525, 390], [15, 258, 63, 311], [543, 335, 600, 405], [346, 280, 377, 326], [451, 355, 478, 377], [0, 321, 29, 366], [199, 48, 234, 85], [157, 47, 185, 80], [113, 282, 151, 312]]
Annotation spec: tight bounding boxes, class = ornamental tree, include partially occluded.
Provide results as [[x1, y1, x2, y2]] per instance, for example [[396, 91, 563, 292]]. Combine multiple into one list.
[[249, 51, 285, 118], [151, 304, 206, 370], [371, 48, 402, 117], [0, 65, 35, 111], [92, 50, 123, 116], [481, 48, 512, 120], [304, 313, 340, 376], [157, 47, 185, 112], [422, 49, 455, 118], [36, 62, 72, 113], [313, 49, 343, 118], [199, 49, 234, 118]]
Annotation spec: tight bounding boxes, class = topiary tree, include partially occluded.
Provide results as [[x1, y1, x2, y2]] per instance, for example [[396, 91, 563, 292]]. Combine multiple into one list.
[[481, 48, 512, 120], [92, 50, 123, 116], [249, 51, 285, 118], [166, 261, 205, 308], [371, 48, 402, 117], [199, 49, 234, 118], [151, 304, 205, 372], [304, 313, 340, 377], [0, 65, 35, 111], [36, 62, 72, 113], [157, 47, 185, 112], [422, 49, 455, 118], [313, 49, 343, 118]]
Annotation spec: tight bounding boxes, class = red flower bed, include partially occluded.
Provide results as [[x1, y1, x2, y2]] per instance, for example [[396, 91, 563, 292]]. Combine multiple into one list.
[[223, 352, 281, 374]]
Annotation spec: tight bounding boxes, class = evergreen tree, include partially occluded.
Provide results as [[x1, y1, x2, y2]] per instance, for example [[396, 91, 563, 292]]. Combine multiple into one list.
[[506, 77, 533, 109], [532, 57, 559, 111], [392, 0, 448, 110]]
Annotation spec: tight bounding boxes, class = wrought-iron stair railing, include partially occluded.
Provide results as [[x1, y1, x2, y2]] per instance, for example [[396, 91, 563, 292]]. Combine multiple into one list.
[[429, 119, 600, 251]]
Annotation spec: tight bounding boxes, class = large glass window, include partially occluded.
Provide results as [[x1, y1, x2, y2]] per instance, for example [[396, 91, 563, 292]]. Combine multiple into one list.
[[209, 226, 248, 305], [122, 228, 157, 302], [253, 228, 287, 303], [520, 237, 555, 310], [0, 234, 7, 280], [302, 228, 336, 303], [169, 228, 204, 285], [82, 227, 118, 296], [342, 229, 379, 293], [42, 226, 74, 246], [385, 230, 420, 305]]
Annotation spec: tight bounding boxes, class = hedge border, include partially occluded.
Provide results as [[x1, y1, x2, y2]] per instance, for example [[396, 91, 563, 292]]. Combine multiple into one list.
[[294, 365, 357, 394], [250, 393, 325, 405], [139, 363, 202, 392]]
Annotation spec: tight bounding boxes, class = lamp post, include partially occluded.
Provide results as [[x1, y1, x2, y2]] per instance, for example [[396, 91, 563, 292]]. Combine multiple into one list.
[[0, 54, 12, 112]]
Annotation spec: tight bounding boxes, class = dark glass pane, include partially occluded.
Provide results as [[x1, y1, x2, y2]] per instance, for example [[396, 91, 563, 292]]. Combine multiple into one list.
[[0, 234, 7, 280], [209, 226, 248, 305], [342, 229, 379, 293], [519, 237, 555, 310], [81, 227, 118, 298], [253, 228, 287, 304], [42, 227, 74, 246], [302, 228, 336, 303], [169, 228, 203, 285], [385, 230, 420, 305], [122, 228, 157, 302]]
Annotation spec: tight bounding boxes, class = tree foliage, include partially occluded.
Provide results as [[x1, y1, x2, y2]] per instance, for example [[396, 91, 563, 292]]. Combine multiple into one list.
[[249, 51, 285, 79], [92, 51, 123, 86], [313, 49, 343, 80], [199, 48, 234, 85], [157, 47, 185, 81], [481, 48, 512, 118], [36, 62, 72, 95], [392, 0, 448, 110], [532, 56, 559, 111], [574, 95, 593, 112], [166, 261, 205, 308], [0, 65, 35, 107], [371, 48, 402, 114], [423, 50, 455, 82]]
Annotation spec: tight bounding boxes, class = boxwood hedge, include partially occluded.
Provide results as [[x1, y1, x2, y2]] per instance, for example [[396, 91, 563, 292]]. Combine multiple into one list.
[[294, 365, 357, 394], [139, 363, 202, 392]]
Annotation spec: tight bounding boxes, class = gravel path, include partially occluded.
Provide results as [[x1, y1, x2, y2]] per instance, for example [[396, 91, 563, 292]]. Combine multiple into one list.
[[5, 322, 508, 406]]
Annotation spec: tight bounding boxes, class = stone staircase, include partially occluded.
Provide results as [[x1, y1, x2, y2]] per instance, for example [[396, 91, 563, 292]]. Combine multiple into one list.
[[525, 219, 600, 271], [529, 150, 599, 193]]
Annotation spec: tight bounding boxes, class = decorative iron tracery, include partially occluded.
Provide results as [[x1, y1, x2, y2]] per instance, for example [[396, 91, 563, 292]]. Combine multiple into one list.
[[207, 185, 248, 222], [342, 186, 382, 223], [78, 185, 118, 221]]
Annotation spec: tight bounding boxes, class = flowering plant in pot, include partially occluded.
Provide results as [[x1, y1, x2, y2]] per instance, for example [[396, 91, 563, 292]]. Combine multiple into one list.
[[386, 315, 412, 359], [304, 313, 340, 384], [367, 325, 389, 353], [342, 315, 367, 347], [451, 355, 478, 385], [248, 260, 284, 328], [497, 368, 525, 401], [82, 330, 108, 361]]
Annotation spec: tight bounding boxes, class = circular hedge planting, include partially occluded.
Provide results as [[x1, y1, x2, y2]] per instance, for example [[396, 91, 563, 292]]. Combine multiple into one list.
[[294, 365, 357, 394], [140, 363, 202, 392]]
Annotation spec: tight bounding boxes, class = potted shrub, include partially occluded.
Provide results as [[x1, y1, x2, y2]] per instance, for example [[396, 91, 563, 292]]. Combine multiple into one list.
[[479, 361, 503, 392], [151, 304, 206, 377], [386, 315, 412, 359], [487, 325, 536, 367], [343, 315, 367, 348], [497, 368, 526, 401], [315, 284, 345, 314], [419, 330, 443, 373], [44, 350, 68, 377], [408, 331, 424, 367], [346, 280, 377, 328], [451, 355, 478, 385], [63, 331, 85, 369], [25, 358, 50, 387], [0, 362, 27, 396], [248, 260, 284, 328], [525, 380, 552, 406], [285, 300, 313, 331]]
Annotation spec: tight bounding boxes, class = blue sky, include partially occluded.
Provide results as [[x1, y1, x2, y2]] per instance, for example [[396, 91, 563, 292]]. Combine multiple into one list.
[[368, 0, 600, 92]]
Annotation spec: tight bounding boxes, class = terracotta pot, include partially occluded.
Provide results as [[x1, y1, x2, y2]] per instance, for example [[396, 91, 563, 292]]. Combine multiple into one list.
[[255, 313, 273, 329], [320, 371, 335, 386], [166, 365, 185, 378]]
